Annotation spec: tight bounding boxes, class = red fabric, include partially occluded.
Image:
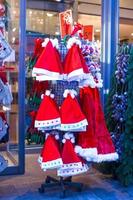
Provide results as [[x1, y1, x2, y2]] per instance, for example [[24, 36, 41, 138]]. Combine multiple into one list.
[[42, 135, 61, 162], [31, 80, 49, 97], [0, 112, 6, 122], [78, 87, 97, 148], [0, 72, 7, 84], [77, 87, 116, 155], [62, 140, 81, 164], [63, 44, 83, 74], [33, 38, 44, 59], [34, 41, 63, 74], [60, 94, 86, 124], [94, 88, 116, 154], [35, 95, 60, 121]]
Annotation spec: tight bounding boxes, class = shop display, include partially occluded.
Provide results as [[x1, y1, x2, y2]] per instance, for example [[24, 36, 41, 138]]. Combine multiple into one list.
[[106, 44, 133, 186], [27, 34, 118, 196]]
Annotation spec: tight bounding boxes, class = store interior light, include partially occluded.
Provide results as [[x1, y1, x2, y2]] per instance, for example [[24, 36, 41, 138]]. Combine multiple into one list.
[[95, 29, 100, 32], [46, 12, 54, 17], [55, 31, 60, 35], [12, 27, 16, 32], [131, 33, 133, 36]]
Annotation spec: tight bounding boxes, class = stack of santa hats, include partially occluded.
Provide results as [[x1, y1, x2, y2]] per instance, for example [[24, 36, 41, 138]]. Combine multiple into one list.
[[32, 38, 63, 81], [57, 133, 89, 177], [38, 132, 89, 176]]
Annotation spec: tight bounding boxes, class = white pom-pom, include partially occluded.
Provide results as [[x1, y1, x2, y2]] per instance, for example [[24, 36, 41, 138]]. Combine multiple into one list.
[[71, 138, 75, 143], [41, 94, 44, 99], [63, 89, 69, 98], [70, 93, 75, 99], [62, 139, 66, 143], [51, 38, 59, 49], [68, 133, 74, 138], [64, 133, 70, 139], [50, 93, 55, 99], [42, 38, 49, 47], [70, 90, 77, 99], [45, 90, 51, 96], [67, 37, 81, 49], [45, 133, 49, 139], [55, 134, 59, 140]]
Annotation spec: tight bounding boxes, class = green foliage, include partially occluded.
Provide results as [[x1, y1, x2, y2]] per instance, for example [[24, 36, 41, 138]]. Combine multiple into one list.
[[104, 44, 133, 186], [117, 46, 133, 186]]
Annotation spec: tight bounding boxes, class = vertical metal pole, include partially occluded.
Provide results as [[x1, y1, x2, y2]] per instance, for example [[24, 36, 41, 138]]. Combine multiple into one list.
[[18, 0, 26, 174], [101, 0, 119, 106]]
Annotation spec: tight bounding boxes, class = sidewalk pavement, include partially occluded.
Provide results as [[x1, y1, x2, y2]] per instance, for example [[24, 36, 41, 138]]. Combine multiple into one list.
[[0, 154, 133, 200]]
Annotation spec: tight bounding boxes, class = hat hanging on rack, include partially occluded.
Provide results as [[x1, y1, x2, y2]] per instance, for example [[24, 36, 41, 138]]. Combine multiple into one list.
[[32, 38, 63, 81], [38, 134, 63, 170], [59, 89, 88, 131], [57, 133, 89, 177], [63, 37, 89, 82], [35, 90, 61, 130]]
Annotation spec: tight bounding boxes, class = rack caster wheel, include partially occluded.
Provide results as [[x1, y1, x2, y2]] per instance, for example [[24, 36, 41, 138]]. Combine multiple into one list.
[[38, 185, 45, 193]]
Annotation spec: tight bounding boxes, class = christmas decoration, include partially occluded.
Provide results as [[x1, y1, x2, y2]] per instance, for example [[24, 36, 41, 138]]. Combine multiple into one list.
[[105, 43, 133, 186]]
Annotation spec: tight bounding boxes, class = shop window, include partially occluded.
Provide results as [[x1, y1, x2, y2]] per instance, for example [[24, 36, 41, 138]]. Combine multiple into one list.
[[119, 0, 133, 43]]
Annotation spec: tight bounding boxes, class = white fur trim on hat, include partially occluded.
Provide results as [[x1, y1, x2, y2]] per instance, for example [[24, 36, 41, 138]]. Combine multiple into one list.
[[60, 162, 83, 170], [95, 152, 119, 163], [60, 119, 88, 131], [42, 38, 50, 47], [32, 68, 63, 81], [75, 146, 98, 161], [57, 164, 89, 177], [41, 158, 63, 170], [35, 117, 61, 128]]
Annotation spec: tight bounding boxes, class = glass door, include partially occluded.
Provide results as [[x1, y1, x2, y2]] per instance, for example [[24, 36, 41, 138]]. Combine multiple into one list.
[[0, 0, 26, 175]]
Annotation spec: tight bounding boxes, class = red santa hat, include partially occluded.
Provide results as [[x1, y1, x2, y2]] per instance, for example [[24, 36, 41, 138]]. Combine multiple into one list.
[[32, 39, 63, 81], [57, 133, 89, 177], [35, 90, 61, 130], [63, 37, 88, 81], [59, 90, 88, 131], [38, 134, 63, 170]]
